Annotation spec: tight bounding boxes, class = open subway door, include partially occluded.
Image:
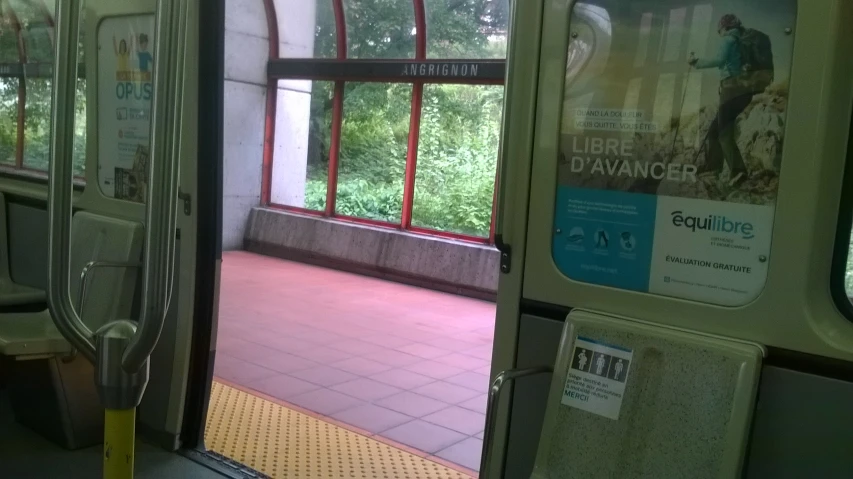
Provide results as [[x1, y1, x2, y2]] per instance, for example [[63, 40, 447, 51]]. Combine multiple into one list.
[[0, 0, 222, 477], [487, 0, 853, 477]]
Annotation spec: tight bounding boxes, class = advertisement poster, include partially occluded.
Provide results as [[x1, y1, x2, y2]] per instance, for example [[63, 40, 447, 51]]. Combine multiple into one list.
[[553, 0, 796, 306], [98, 15, 155, 203]]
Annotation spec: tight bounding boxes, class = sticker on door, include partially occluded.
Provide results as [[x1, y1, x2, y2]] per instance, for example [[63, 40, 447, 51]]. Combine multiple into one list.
[[561, 337, 633, 420]]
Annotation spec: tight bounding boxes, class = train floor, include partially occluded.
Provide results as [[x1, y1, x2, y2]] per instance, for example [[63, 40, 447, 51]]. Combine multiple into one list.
[[214, 251, 496, 476], [0, 390, 225, 478]]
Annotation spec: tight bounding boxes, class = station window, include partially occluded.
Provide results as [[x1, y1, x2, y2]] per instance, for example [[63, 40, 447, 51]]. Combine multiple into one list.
[[337, 82, 412, 223], [344, 0, 416, 59], [412, 84, 503, 237], [424, 0, 509, 59], [265, 0, 509, 243], [270, 80, 334, 211]]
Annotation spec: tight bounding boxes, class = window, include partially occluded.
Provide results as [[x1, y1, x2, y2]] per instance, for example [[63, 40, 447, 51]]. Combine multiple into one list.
[[270, 80, 334, 211], [11, 0, 54, 63], [424, 0, 509, 59], [337, 82, 411, 223], [412, 84, 502, 237], [265, 0, 509, 243], [312, 0, 339, 58], [23, 78, 51, 171], [0, 77, 16, 168], [274, 0, 338, 59], [846, 237, 853, 296], [344, 0, 416, 59], [0, 0, 86, 178]]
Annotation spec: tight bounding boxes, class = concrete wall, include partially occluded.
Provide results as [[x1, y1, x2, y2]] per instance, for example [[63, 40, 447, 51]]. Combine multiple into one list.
[[270, 0, 316, 208], [222, 0, 266, 250], [245, 208, 501, 299], [222, 0, 316, 250]]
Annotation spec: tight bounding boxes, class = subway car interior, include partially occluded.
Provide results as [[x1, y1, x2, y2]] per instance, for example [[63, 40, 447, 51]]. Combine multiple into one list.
[[2, 0, 853, 478]]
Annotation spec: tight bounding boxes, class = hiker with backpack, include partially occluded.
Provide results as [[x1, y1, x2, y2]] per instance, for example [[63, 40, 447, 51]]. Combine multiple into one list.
[[688, 14, 774, 187]]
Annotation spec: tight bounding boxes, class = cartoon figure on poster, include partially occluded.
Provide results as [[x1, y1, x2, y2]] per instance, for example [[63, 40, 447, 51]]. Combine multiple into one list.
[[113, 33, 154, 79], [113, 36, 131, 72], [553, 0, 796, 306], [136, 34, 153, 72]]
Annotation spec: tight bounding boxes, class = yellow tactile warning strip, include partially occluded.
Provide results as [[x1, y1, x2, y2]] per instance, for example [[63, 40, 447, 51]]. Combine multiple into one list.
[[205, 381, 475, 479]]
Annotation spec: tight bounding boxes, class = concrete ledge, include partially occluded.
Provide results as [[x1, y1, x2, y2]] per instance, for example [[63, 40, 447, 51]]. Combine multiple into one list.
[[244, 208, 500, 300]]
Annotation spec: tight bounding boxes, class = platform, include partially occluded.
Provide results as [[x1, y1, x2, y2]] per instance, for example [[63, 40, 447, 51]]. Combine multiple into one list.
[[206, 381, 473, 478], [214, 251, 496, 474]]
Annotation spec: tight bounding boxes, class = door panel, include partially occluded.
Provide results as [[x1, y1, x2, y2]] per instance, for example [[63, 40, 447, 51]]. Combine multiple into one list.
[[0, 0, 204, 454], [520, 0, 853, 361]]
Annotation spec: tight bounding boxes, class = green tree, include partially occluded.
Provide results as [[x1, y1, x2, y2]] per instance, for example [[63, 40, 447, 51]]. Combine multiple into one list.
[[0, 0, 85, 175], [304, 0, 508, 237]]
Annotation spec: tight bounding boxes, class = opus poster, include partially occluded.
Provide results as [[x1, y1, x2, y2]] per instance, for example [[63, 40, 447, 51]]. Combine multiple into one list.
[[552, 0, 796, 306], [98, 15, 156, 203]]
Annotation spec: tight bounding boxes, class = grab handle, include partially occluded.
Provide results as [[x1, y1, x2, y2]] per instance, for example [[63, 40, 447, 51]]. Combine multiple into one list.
[[47, 0, 185, 372], [46, 0, 95, 362], [121, 0, 187, 374], [479, 366, 552, 478]]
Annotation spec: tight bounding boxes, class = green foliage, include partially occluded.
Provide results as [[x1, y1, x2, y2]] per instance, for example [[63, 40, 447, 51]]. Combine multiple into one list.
[[424, 0, 509, 59], [0, 6, 86, 175], [303, 0, 509, 237], [412, 85, 502, 236]]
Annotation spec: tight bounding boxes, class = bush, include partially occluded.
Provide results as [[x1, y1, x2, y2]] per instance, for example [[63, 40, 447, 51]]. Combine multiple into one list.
[[303, 82, 502, 238]]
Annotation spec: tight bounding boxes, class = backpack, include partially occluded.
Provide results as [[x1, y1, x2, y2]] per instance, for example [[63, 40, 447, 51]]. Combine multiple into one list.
[[736, 28, 774, 94]]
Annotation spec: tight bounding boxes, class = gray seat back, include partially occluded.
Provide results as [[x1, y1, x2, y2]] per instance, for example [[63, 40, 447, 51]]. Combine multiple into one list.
[[0, 211, 143, 356], [69, 211, 144, 333]]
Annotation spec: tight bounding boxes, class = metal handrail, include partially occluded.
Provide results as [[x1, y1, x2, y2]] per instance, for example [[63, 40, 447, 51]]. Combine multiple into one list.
[[46, 0, 94, 363], [121, 0, 185, 374], [47, 0, 184, 371], [164, 0, 189, 312], [479, 366, 552, 479]]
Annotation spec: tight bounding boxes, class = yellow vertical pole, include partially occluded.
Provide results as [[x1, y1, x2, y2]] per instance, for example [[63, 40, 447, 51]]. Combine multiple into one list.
[[103, 408, 136, 479]]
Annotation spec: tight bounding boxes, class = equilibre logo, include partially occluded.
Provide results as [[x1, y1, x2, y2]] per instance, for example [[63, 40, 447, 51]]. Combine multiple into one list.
[[670, 211, 755, 240]]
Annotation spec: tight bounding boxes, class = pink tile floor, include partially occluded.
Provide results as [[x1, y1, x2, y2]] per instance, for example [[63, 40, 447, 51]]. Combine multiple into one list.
[[214, 251, 497, 472]]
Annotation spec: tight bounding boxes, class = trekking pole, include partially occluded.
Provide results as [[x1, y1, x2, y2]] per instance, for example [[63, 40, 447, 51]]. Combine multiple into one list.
[[668, 52, 695, 162], [693, 124, 713, 165]]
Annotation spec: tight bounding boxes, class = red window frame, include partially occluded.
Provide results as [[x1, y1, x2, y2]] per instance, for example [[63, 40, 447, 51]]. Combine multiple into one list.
[[260, 0, 506, 245]]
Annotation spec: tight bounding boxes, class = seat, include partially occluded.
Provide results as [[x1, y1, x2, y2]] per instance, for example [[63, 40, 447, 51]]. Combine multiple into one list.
[[482, 310, 764, 479], [0, 211, 143, 449], [0, 193, 46, 307], [0, 211, 143, 358]]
